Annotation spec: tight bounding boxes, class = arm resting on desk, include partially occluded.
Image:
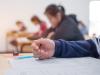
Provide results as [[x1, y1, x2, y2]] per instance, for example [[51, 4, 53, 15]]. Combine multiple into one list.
[[54, 39, 99, 58]]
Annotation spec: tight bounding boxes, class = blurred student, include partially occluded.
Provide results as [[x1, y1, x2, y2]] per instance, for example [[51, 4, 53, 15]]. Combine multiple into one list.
[[10, 21, 27, 53], [43, 4, 84, 41], [9, 21, 27, 40], [30, 15, 47, 39], [78, 21, 88, 35], [7, 21, 27, 36], [69, 14, 88, 36], [31, 38, 100, 60], [16, 21, 27, 32]]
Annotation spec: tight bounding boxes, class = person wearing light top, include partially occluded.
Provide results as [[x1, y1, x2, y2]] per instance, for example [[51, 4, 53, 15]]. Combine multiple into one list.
[[31, 38, 100, 60]]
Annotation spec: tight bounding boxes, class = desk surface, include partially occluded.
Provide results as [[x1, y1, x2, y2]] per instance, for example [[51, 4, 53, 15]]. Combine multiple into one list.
[[1, 54, 100, 75], [0, 53, 33, 75]]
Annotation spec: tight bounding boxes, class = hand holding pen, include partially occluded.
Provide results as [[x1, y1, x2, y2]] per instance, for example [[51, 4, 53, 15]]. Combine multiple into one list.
[[31, 38, 55, 60]]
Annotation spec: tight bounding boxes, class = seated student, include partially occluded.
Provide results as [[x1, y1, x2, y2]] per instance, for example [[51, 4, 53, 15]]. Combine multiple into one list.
[[31, 38, 100, 60], [7, 21, 27, 36], [43, 4, 84, 41], [10, 17, 47, 53], [28, 15, 47, 40], [9, 21, 27, 43], [16, 21, 27, 32], [9, 21, 28, 53]]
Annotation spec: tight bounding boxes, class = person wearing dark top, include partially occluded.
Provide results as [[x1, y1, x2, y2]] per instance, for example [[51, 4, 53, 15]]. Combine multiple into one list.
[[44, 4, 84, 41], [68, 14, 79, 24]]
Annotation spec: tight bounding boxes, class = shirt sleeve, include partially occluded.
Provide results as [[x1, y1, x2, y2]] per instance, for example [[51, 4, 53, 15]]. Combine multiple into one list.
[[53, 39, 99, 58]]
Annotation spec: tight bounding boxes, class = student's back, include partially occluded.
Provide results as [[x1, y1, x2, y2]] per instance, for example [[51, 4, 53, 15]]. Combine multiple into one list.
[[52, 15, 84, 41]]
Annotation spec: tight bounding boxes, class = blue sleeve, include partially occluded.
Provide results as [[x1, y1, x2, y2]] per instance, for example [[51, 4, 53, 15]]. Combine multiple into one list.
[[53, 39, 99, 58]]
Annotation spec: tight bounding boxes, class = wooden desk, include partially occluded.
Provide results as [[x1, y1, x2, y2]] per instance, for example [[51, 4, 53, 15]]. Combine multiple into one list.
[[0, 53, 33, 75]]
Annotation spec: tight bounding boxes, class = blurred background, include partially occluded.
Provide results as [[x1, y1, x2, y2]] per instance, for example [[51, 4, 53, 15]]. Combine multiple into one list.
[[0, 0, 99, 52]]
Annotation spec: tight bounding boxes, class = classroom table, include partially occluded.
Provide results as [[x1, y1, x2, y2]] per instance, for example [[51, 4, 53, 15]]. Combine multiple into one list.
[[0, 53, 33, 75], [1, 53, 100, 75]]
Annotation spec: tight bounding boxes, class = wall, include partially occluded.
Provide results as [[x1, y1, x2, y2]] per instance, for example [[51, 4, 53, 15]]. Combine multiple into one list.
[[0, 0, 90, 52]]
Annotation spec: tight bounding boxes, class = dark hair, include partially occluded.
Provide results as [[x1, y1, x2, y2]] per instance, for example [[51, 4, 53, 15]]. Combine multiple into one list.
[[31, 15, 41, 23], [44, 4, 65, 16], [58, 5, 65, 14]]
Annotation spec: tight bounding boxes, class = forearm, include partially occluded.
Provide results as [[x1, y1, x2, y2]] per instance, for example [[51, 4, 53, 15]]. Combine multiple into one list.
[[53, 39, 99, 58]]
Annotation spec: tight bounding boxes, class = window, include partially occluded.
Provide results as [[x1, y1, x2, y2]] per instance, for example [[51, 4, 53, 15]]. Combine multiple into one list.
[[89, 1, 100, 37]]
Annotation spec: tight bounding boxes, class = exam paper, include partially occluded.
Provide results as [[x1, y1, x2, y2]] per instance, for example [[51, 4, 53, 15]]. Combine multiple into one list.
[[6, 57, 100, 75]]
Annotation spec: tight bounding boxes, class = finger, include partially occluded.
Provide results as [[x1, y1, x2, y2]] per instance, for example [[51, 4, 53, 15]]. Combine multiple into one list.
[[33, 50, 39, 58], [34, 40, 42, 45], [36, 49, 42, 56], [38, 50, 48, 59], [38, 38, 46, 45], [31, 41, 40, 57], [31, 42, 39, 50]]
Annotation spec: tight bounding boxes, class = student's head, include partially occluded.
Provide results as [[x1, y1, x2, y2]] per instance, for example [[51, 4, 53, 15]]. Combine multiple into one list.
[[16, 21, 26, 31], [44, 4, 65, 28], [31, 15, 41, 25], [16, 21, 24, 27]]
